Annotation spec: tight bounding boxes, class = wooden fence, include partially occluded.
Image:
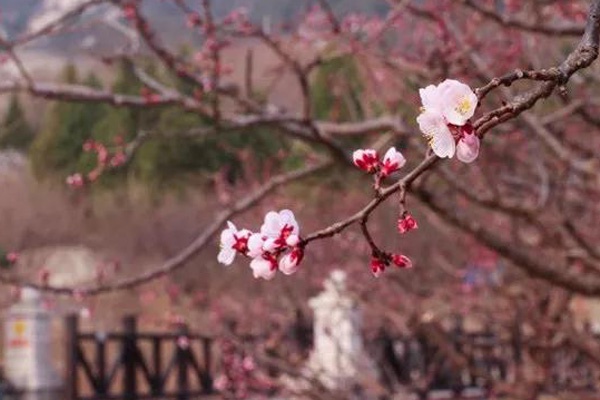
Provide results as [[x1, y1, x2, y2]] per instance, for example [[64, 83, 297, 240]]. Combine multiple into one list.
[[64, 315, 214, 400]]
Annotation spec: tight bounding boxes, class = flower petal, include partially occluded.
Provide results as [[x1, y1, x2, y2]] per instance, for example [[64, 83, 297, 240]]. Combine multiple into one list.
[[250, 258, 276, 280], [217, 248, 236, 265], [279, 253, 300, 275], [247, 233, 264, 258], [279, 209, 299, 235], [419, 84, 443, 111], [260, 211, 282, 238], [417, 110, 455, 158], [219, 226, 236, 247]]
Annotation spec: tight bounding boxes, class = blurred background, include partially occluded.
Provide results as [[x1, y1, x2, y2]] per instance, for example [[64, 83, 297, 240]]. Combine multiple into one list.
[[0, 1, 599, 399]]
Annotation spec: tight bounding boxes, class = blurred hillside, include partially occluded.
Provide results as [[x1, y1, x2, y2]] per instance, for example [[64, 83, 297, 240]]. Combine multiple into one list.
[[0, 0, 389, 37]]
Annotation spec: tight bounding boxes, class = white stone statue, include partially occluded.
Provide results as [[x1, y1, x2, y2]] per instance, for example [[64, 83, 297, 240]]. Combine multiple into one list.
[[305, 270, 378, 391]]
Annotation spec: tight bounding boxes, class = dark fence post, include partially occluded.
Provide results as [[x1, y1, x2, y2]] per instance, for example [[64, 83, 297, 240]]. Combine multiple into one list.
[[176, 324, 189, 400], [152, 337, 162, 395], [202, 338, 213, 393], [96, 333, 107, 395], [122, 315, 138, 400], [65, 314, 79, 400]]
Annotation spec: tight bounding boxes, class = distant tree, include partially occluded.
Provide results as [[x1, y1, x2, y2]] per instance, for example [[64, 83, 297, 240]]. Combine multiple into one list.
[[0, 95, 34, 150]]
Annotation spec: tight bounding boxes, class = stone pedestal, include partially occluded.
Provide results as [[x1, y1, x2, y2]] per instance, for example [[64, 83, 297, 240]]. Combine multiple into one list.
[[4, 289, 62, 394]]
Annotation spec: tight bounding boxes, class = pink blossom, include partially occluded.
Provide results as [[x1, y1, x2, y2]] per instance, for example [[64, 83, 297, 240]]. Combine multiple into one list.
[[417, 79, 478, 161], [380, 147, 406, 177], [87, 169, 101, 182], [214, 375, 229, 391], [246, 233, 265, 258], [260, 210, 300, 251], [66, 173, 85, 188], [122, 3, 136, 21], [6, 252, 19, 263], [353, 149, 379, 173], [177, 336, 190, 348], [218, 221, 251, 265], [397, 213, 418, 234], [242, 356, 256, 371], [392, 254, 413, 269], [96, 143, 108, 164], [82, 140, 95, 152], [110, 151, 127, 167]]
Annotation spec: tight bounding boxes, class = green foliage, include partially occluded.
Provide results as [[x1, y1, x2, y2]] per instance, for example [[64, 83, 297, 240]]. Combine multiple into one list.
[[0, 248, 14, 269], [0, 95, 34, 150], [29, 60, 289, 192]]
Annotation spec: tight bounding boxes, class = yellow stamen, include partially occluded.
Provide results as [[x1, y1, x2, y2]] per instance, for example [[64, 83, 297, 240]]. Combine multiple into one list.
[[423, 134, 434, 147], [455, 98, 472, 116]]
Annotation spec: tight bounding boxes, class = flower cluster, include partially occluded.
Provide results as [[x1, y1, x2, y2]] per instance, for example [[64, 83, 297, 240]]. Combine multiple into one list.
[[213, 338, 275, 399], [353, 146, 406, 178], [218, 210, 304, 280], [222, 7, 254, 35], [416, 79, 480, 163], [66, 138, 127, 189]]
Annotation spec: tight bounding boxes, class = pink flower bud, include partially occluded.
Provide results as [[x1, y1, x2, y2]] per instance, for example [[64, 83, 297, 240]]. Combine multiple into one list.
[[279, 248, 304, 275], [456, 127, 480, 164], [352, 149, 379, 173], [380, 147, 406, 177], [285, 234, 299, 247], [392, 254, 413, 269], [370, 257, 386, 277]]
